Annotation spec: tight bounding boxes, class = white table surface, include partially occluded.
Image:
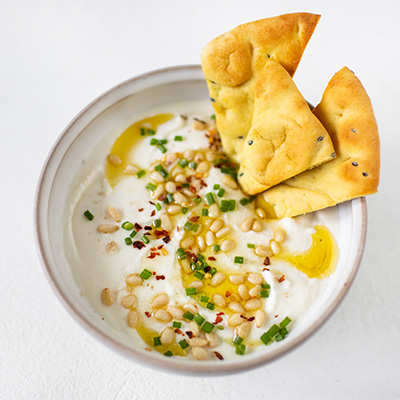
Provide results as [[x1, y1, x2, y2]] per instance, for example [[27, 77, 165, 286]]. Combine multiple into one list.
[[1, 0, 399, 398]]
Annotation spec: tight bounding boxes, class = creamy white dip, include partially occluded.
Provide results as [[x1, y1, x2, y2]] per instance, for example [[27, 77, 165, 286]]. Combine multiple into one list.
[[64, 100, 340, 361]]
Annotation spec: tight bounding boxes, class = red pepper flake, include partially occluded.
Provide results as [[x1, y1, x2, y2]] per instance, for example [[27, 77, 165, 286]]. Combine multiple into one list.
[[213, 351, 224, 360], [150, 210, 156, 217], [145, 348, 152, 352], [149, 201, 155, 205], [133, 241, 145, 249], [275, 315, 278, 318], [174, 328, 183, 334], [225, 291, 231, 298], [263, 257, 270, 266], [204, 266, 211, 273], [158, 193, 167, 201], [156, 275, 165, 280], [278, 275, 285, 283], [263, 267, 270, 272], [152, 271, 156, 275], [176, 185, 182, 191], [162, 235, 171, 244], [154, 229, 168, 237], [186, 331, 193, 339], [208, 256, 216, 261], [189, 216, 200, 223], [247, 316, 255, 322], [189, 184, 197, 193], [144, 311, 151, 318], [147, 252, 159, 259], [144, 226, 152, 230], [157, 245, 164, 250], [213, 315, 223, 324], [138, 208, 144, 212], [134, 223, 142, 231], [216, 312, 224, 316]]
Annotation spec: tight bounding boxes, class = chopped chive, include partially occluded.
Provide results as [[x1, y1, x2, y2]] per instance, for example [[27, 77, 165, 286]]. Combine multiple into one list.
[[202, 208, 209, 217], [140, 127, 146, 136], [217, 188, 225, 198], [129, 230, 137, 238], [189, 162, 197, 170], [200, 296, 209, 303], [154, 164, 163, 171], [210, 114, 216, 120], [275, 334, 284, 342], [279, 327, 288, 337], [217, 325, 224, 330], [201, 321, 215, 333], [179, 158, 188, 168], [181, 183, 190, 188], [174, 135, 183, 141], [153, 219, 161, 228], [228, 199, 236, 211], [197, 254, 205, 262], [163, 193, 174, 204], [181, 207, 189, 214], [150, 138, 158, 145], [193, 313, 205, 326], [186, 287, 197, 296], [260, 324, 280, 345], [193, 271, 204, 280], [212, 244, 220, 252], [157, 143, 167, 154], [172, 321, 182, 329], [178, 339, 189, 349], [209, 267, 217, 276], [233, 335, 243, 346], [83, 210, 94, 221], [205, 192, 215, 205], [155, 202, 162, 211], [261, 283, 271, 289], [147, 128, 156, 136], [260, 290, 269, 298], [141, 235, 150, 244], [194, 197, 202, 205], [146, 183, 157, 191], [234, 256, 244, 264], [158, 139, 167, 144], [124, 237, 132, 245], [153, 336, 161, 346], [184, 222, 193, 231], [235, 343, 246, 355], [190, 223, 199, 232], [213, 184, 220, 190], [140, 269, 152, 280], [177, 247, 187, 260], [220, 199, 230, 212], [240, 198, 249, 206], [183, 311, 194, 320], [136, 169, 146, 179], [164, 350, 173, 357], [247, 243, 255, 249], [280, 316, 292, 329], [206, 302, 215, 311], [122, 221, 133, 230]]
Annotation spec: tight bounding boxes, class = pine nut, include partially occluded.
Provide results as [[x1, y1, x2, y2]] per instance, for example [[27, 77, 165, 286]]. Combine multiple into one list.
[[252, 219, 262, 232], [188, 280, 203, 289], [213, 293, 227, 308], [151, 184, 165, 200], [244, 298, 262, 311], [161, 327, 175, 344], [208, 203, 219, 218], [255, 245, 272, 258], [161, 213, 172, 231], [175, 173, 187, 183], [181, 188, 195, 198], [192, 119, 207, 131], [205, 231, 216, 246], [180, 258, 192, 274], [183, 149, 194, 161], [229, 293, 241, 302], [196, 161, 210, 174], [192, 179, 202, 192], [270, 239, 282, 255], [238, 284, 250, 300], [106, 241, 118, 252], [228, 313, 246, 327], [194, 153, 205, 163], [191, 347, 208, 361], [197, 236, 206, 251], [220, 239, 236, 252], [188, 320, 200, 337], [124, 164, 139, 175], [274, 229, 286, 243], [108, 154, 121, 166], [167, 204, 181, 215], [165, 153, 178, 165], [247, 273, 263, 285], [121, 294, 137, 309], [204, 218, 214, 228], [228, 301, 245, 314], [150, 171, 165, 183], [174, 192, 187, 205], [166, 181, 177, 193], [222, 175, 237, 189], [154, 309, 172, 322], [255, 208, 266, 219], [101, 288, 114, 306], [107, 206, 121, 222], [206, 332, 219, 348], [255, 310, 267, 328], [183, 303, 198, 315], [249, 286, 261, 298], [215, 227, 231, 239], [211, 272, 225, 287], [181, 236, 195, 249], [236, 321, 252, 338], [167, 306, 184, 320], [172, 165, 184, 176], [151, 293, 169, 309], [189, 338, 208, 347], [210, 219, 224, 233], [97, 224, 119, 233], [127, 310, 139, 328], [229, 275, 245, 285], [205, 150, 216, 162], [240, 217, 254, 233], [126, 274, 143, 286]]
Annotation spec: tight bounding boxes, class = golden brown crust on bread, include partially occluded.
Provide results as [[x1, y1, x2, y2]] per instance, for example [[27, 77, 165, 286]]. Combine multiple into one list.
[[261, 67, 380, 218], [201, 13, 321, 161], [238, 59, 335, 195]]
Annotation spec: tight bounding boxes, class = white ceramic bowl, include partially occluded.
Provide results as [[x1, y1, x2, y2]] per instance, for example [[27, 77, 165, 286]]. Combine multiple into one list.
[[34, 65, 367, 375]]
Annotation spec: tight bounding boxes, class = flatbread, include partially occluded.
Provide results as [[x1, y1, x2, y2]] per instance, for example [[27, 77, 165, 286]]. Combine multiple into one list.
[[238, 59, 336, 195], [260, 67, 380, 218], [200, 13, 321, 162]]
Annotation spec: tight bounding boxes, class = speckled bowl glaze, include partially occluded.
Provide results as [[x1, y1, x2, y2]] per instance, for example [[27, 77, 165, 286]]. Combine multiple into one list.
[[34, 65, 367, 375]]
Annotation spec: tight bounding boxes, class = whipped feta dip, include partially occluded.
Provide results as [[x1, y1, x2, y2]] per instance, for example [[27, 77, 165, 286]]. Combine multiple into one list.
[[64, 100, 340, 361]]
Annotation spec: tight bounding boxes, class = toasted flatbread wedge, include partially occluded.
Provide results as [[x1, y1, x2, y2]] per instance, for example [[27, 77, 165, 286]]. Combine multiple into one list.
[[201, 13, 321, 162], [238, 59, 336, 195], [259, 67, 380, 218]]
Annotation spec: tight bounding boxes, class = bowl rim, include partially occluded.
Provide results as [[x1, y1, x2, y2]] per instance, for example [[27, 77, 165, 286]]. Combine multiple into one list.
[[34, 65, 367, 376]]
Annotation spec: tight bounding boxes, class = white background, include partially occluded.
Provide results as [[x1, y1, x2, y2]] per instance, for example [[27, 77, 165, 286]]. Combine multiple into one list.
[[1, 0, 399, 399]]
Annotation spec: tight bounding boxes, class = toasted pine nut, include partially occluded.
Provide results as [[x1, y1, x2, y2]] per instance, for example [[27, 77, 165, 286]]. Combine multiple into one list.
[[121, 294, 137, 309], [197, 236, 206, 251], [180, 258, 192, 274], [127, 310, 139, 328], [175, 173, 187, 183], [228, 313, 246, 327], [255, 208, 266, 219], [228, 301, 245, 314], [172, 165, 184, 176], [215, 227, 231, 239], [244, 298, 262, 311], [151, 293, 169, 309], [161, 213, 172, 231], [206, 332, 219, 348], [229, 275, 245, 285], [196, 161, 210, 174], [101, 288, 114, 306], [161, 327, 175, 344], [255, 245, 272, 258], [154, 309, 172, 322], [126, 274, 143, 286], [97, 224, 118, 233], [174, 192, 187, 205], [211, 272, 225, 287], [124, 164, 139, 175], [220, 239, 236, 252], [108, 154, 121, 166], [255, 310, 267, 328], [165, 181, 177, 193], [181, 236, 195, 249], [270, 239, 282, 255], [238, 284, 250, 300], [213, 293, 227, 308], [194, 153, 205, 163], [222, 175, 237, 189], [150, 171, 165, 183], [183, 303, 198, 315], [274, 229, 286, 243], [191, 347, 208, 360], [192, 119, 207, 131], [249, 285, 261, 298], [168, 306, 184, 320], [106, 241, 118, 252], [247, 273, 263, 285], [205, 150, 216, 162], [252, 219, 262, 232], [204, 218, 214, 228], [188, 280, 203, 289], [107, 206, 121, 222], [183, 149, 194, 161], [210, 219, 224, 233], [151, 184, 165, 200], [236, 321, 251, 338], [188, 320, 200, 337], [240, 217, 254, 233], [208, 203, 219, 218], [165, 153, 178, 165], [166, 204, 181, 215], [205, 231, 216, 246], [189, 338, 208, 347]]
